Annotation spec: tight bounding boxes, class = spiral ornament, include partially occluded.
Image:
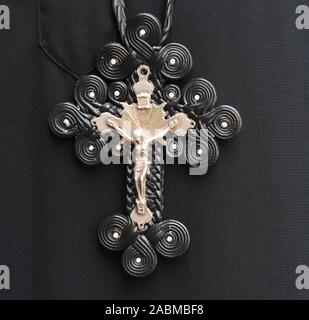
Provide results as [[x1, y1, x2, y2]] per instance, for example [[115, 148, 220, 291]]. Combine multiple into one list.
[[74, 136, 105, 166], [126, 13, 162, 60], [75, 75, 108, 114], [108, 82, 128, 103], [121, 235, 158, 277], [203, 105, 242, 140], [98, 214, 136, 251], [162, 84, 181, 105], [183, 78, 217, 112], [48, 102, 91, 138], [147, 220, 190, 258], [159, 43, 193, 80], [97, 43, 136, 80]]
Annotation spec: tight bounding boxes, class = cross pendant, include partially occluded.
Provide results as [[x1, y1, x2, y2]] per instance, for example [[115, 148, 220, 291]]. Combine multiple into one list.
[[48, 11, 242, 278]]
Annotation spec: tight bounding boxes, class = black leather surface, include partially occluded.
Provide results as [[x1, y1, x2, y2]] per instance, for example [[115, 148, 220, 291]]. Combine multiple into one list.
[[0, 0, 309, 299]]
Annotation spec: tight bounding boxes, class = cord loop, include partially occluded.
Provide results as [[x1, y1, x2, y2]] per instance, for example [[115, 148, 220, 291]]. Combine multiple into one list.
[[113, 0, 176, 51]]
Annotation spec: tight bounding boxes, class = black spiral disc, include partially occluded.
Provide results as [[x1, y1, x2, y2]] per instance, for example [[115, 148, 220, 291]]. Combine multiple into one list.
[[75, 136, 105, 166], [127, 13, 162, 47], [206, 105, 243, 140], [97, 43, 136, 80], [159, 43, 193, 80], [121, 235, 158, 277], [48, 103, 80, 138], [98, 214, 134, 252], [75, 75, 108, 108], [182, 78, 217, 111], [162, 84, 182, 105], [147, 220, 191, 258], [108, 81, 128, 102]]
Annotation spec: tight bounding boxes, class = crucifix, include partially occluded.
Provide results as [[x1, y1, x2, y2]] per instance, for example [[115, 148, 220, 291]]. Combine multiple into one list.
[[91, 65, 195, 230]]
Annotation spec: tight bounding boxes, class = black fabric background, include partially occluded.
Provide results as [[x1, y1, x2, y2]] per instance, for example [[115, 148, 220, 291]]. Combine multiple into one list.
[[0, 0, 309, 300]]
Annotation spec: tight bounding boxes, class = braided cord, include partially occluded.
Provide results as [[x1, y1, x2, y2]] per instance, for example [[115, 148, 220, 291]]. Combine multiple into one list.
[[161, 0, 176, 44], [112, 0, 130, 49]]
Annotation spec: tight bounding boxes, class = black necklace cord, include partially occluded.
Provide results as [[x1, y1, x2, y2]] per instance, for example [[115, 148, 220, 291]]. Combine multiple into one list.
[[112, 0, 131, 50], [160, 0, 176, 45], [112, 0, 176, 51]]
